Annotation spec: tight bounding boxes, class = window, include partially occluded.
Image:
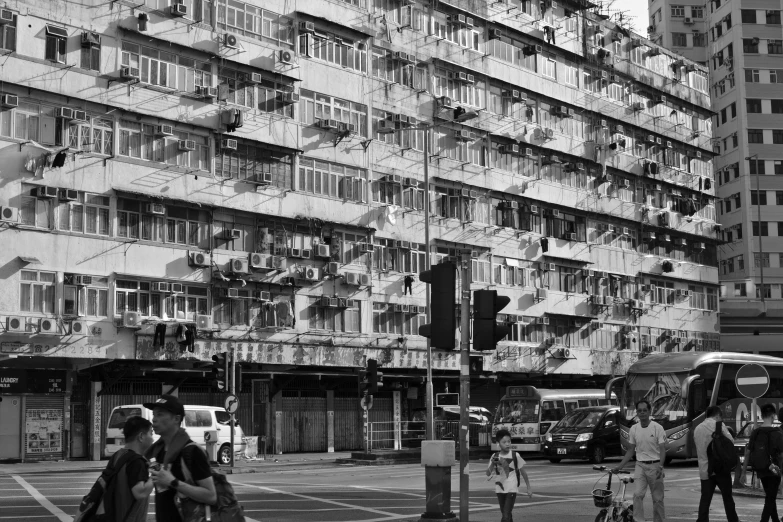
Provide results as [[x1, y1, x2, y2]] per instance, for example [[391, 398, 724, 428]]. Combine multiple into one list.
[[45, 25, 68, 63], [744, 38, 759, 53], [0, 11, 16, 51], [118, 120, 208, 169], [299, 159, 367, 202], [741, 10, 757, 23], [692, 6, 704, 18], [775, 130, 783, 144], [772, 100, 783, 113], [563, 61, 578, 87], [777, 161, 783, 175], [372, 302, 425, 335], [748, 129, 764, 143], [121, 42, 213, 93], [757, 284, 772, 299], [671, 5, 685, 17], [747, 99, 762, 113], [308, 297, 361, 332], [56, 192, 110, 235], [80, 32, 101, 71], [750, 159, 766, 175], [753, 221, 769, 236], [772, 70, 783, 83], [63, 275, 109, 317], [767, 11, 782, 24], [20, 270, 56, 314], [672, 33, 687, 47], [300, 31, 368, 73], [693, 33, 707, 47], [770, 40, 783, 54], [298, 89, 368, 137], [746, 69, 760, 82], [751, 191, 768, 205], [67, 117, 113, 156], [216, 0, 295, 48], [542, 54, 557, 79], [734, 283, 747, 297], [215, 140, 292, 188]]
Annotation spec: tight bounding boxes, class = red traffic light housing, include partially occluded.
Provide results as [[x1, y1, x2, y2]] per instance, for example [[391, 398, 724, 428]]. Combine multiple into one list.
[[473, 290, 511, 352], [418, 262, 457, 349], [367, 358, 383, 394], [211, 352, 229, 390]]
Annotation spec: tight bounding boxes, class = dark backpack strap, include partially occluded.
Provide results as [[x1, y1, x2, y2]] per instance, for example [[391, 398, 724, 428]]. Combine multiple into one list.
[[514, 452, 521, 486], [714, 421, 722, 438]]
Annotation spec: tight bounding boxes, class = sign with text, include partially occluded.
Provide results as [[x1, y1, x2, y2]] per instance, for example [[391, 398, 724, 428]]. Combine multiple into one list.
[[26, 409, 62, 454], [0, 370, 65, 394]]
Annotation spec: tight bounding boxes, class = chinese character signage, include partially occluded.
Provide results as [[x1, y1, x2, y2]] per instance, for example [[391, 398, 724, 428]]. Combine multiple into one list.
[[0, 370, 65, 393], [26, 409, 62, 454]]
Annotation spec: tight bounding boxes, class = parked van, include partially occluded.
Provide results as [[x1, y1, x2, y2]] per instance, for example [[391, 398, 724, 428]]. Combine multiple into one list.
[[105, 404, 246, 464], [541, 405, 621, 464]]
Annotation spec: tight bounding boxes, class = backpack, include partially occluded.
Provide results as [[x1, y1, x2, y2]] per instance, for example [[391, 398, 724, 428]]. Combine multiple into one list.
[[750, 428, 776, 472], [707, 421, 737, 475], [177, 443, 245, 522], [492, 452, 521, 485], [73, 450, 140, 522]]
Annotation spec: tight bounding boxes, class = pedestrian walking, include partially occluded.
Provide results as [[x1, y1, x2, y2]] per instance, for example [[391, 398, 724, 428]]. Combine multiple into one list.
[[612, 399, 666, 522], [143, 395, 217, 522], [739, 403, 783, 522], [694, 405, 739, 522], [487, 429, 532, 522]]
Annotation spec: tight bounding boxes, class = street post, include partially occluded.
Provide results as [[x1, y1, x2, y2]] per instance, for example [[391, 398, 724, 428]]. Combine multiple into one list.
[[459, 250, 471, 521]]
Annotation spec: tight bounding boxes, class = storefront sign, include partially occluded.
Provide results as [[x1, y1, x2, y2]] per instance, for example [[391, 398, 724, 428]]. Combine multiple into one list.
[[1, 340, 115, 358], [0, 370, 65, 394], [26, 409, 62, 454], [136, 337, 461, 370]]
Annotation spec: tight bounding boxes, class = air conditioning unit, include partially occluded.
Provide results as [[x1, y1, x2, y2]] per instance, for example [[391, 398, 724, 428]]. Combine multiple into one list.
[[315, 244, 331, 258], [455, 129, 473, 141], [248, 253, 271, 269], [568, 233, 577, 241], [230, 258, 249, 274], [537, 288, 548, 300], [631, 299, 644, 310], [326, 262, 340, 275], [120, 66, 141, 81], [319, 118, 339, 130], [169, 283, 183, 294], [196, 85, 217, 98], [189, 251, 209, 267], [170, 3, 187, 16], [156, 124, 174, 136], [684, 17, 693, 24], [224, 34, 238, 49], [72, 110, 88, 123], [35, 318, 56, 335], [537, 316, 549, 324], [123, 311, 141, 327], [221, 139, 238, 151], [438, 96, 454, 109], [193, 315, 211, 330], [299, 21, 315, 33], [178, 140, 196, 151], [0, 9, 14, 23], [523, 44, 542, 55], [227, 288, 240, 298], [0, 206, 18, 222], [344, 272, 360, 286], [359, 274, 372, 286], [359, 243, 374, 253], [280, 92, 300, 104], [35, 186, 58, 198], [272, 256, 287, 270], [288, 248, 302, 258], [299, 266, 321, 281], [57, 107, 74, 120], [151, 282, 170, 293]]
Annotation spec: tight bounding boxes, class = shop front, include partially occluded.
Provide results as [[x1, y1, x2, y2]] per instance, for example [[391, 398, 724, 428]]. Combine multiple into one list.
[[0, 368, 67, 461]]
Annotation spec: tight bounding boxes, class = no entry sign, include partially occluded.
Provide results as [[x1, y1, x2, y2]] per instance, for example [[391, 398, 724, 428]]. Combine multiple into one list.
[[735, 364, 770, 399]]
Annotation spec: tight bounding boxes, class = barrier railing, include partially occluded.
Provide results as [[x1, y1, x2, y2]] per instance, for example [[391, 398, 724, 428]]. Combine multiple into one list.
[[368, 420, 491, 450]]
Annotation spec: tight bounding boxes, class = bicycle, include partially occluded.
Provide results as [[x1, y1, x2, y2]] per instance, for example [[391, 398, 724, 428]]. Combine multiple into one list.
[[591, 465, 634, 522]]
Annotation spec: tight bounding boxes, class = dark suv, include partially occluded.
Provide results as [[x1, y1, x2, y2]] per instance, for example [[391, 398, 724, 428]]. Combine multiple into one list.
[[542, 406, 622, 464]]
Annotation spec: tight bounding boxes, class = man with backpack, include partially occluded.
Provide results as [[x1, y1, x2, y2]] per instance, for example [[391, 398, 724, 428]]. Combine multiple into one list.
[[694, 405, 739, 522], [739, 403, 783, 522], [144, 395, 217, 522]]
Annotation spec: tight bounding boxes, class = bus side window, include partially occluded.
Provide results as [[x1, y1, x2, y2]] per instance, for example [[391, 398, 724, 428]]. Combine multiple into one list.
[[688, 379, 707, 417]]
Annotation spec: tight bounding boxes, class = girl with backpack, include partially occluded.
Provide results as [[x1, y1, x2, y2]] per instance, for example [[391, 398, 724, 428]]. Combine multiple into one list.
[[487, 429, 533, 522], [740, 403, 783, 522]]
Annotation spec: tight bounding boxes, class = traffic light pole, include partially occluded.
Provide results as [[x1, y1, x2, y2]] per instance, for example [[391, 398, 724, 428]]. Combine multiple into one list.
[[423, 128, 434, 442], [230, 345, 235, 468], [459, 251, 471, 522]]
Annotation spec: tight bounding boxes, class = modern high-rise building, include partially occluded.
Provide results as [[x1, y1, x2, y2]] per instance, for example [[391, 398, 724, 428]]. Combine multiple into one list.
[[0, 0, 715, 461], [647, 0, 709, 64], [651, 0, 783, 354]]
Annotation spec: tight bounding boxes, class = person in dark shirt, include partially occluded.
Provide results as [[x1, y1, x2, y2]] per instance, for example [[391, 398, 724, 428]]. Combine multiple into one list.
[[103, 416, 154, 522], [740, 403, 783, 522], [144, 395, 216, 522]]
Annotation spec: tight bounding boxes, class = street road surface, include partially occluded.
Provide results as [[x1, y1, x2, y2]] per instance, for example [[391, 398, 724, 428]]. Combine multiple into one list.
[[0, 459, 766, 522]]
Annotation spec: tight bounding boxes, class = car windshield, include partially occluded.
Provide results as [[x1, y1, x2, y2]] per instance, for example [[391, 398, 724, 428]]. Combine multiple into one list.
[[622, 371, 690, 430], [738, 421, 781, 438], [494, 399, 539, 424], [556, 410, 604, 429], [108, 407, 142, 430]]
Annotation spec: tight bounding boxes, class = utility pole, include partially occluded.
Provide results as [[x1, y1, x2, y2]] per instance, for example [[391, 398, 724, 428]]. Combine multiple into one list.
[[423, 129, 433, 441], [458, 251, 472, 522], [230, 344, 235, 468]]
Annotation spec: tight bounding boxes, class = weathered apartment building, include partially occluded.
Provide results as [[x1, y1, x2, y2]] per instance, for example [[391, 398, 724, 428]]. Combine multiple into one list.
[[650, 0, 783, 352], [0, 0, 717, 461]]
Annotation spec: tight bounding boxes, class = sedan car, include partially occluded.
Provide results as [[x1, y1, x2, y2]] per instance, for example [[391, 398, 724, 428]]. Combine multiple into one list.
[[733, 420, 781, 465], [542, 406, 622, 464]]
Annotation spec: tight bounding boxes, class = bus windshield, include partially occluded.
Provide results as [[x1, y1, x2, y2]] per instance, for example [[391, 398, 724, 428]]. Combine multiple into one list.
[[623, 371, 690, 429], [495, 399, 539, 424]]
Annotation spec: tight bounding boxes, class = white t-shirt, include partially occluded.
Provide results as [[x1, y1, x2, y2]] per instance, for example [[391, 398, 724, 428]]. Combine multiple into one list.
[[629, 420, 667, 462], [489, 451, 526, 493]]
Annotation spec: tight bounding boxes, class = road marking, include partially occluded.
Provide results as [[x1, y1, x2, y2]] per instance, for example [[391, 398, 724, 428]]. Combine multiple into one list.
[[232, 481, 403, 518], [11, 476, 72, 522]]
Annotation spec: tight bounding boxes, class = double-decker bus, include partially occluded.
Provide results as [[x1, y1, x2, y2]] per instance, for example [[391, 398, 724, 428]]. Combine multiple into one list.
[[491, 386, 615, 451], [607, 352, 783, 462]]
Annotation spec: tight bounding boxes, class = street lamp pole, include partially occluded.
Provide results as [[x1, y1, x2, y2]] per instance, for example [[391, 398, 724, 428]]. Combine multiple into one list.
[[423, 127, 434, 441], [747, 155, 766, 312]]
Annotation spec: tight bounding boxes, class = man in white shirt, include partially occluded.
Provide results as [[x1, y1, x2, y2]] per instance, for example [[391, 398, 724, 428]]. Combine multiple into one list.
[[613, 399, 667, 522]]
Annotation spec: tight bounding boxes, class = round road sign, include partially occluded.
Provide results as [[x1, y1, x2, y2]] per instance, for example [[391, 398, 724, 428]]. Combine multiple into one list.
[[736, 363, 770, 399], [224, 394, 239, 414], [360, 395, 373, 410]]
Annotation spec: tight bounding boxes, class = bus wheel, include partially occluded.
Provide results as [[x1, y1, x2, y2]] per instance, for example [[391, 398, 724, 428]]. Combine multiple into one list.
[[664, 456, 673, 466], [590, 445, 605, 464], [549, 458, 561, 464]]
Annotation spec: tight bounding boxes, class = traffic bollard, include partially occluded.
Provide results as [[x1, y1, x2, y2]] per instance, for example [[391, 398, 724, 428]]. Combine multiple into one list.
[[419, 440, 457, 522]]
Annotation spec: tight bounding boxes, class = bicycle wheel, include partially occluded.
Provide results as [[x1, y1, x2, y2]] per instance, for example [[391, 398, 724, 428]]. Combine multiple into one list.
[[594, 509, 608, 522], [621, 506, 634, 522]]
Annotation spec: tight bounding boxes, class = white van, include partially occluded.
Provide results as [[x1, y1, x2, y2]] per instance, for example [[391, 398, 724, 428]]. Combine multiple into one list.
[[105, 404, 247, 465]]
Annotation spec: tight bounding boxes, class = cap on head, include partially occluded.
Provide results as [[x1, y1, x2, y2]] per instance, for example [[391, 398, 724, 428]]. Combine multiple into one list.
[[143, 394, 185, 417]]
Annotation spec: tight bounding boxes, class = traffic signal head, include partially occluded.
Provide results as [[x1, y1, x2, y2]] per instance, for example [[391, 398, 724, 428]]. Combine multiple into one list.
[[211, 352, 228, 391], [358, 370, 370, 397], [235, 362, 243, 392], [367, 358, 383, 394], [418, 262, 457, 349], [473, 290, 511, 352]]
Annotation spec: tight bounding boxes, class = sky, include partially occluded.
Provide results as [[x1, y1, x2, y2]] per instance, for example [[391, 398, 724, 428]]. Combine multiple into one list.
[[606, 0, 650, 34]]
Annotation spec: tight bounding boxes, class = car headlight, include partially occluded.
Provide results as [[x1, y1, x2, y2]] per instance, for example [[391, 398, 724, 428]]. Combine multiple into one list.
[[575, 433, 593, 442], [545, 433, 553, 442], [667, 428, 689, 441]]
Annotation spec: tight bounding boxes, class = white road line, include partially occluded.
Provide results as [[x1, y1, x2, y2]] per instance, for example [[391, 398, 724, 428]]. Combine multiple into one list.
[[11, 476, 72, 522], [232, 481, 404, 518]]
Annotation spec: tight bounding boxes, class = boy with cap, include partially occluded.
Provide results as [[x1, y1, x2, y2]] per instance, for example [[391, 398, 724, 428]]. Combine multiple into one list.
[[143, 395, 217, 522]]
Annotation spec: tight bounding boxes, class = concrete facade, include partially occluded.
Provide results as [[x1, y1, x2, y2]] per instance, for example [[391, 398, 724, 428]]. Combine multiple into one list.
[[0, 0, 716, 459]]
